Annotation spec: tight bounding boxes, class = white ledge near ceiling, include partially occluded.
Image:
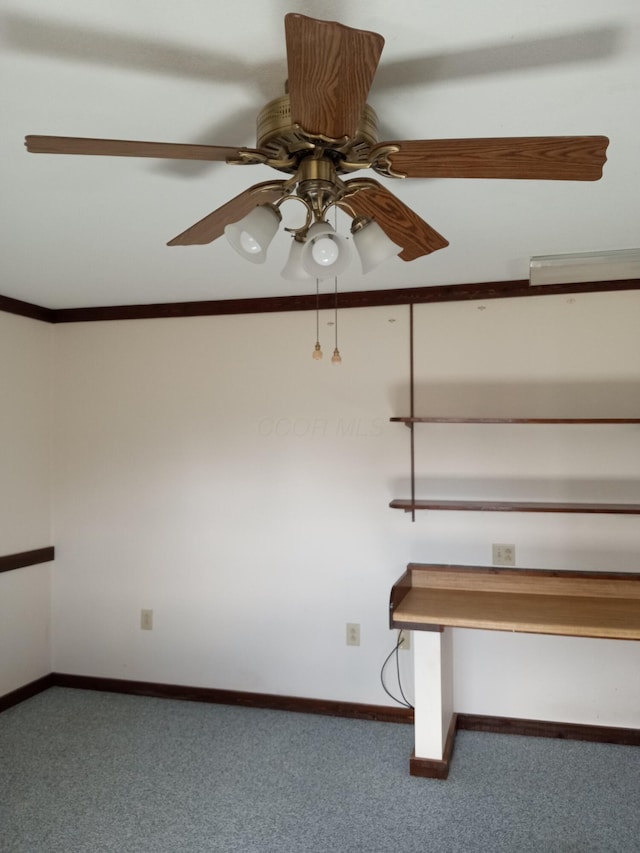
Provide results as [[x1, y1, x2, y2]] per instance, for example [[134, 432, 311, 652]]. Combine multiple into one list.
[[530, 248, 640, 286]]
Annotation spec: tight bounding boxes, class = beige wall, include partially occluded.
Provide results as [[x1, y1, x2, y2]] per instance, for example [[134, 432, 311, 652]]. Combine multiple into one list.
[[1, 292, 638, 722], [0, 312, 52, 694], [410, 292, 640, 724], [49, 291, 640, 725]]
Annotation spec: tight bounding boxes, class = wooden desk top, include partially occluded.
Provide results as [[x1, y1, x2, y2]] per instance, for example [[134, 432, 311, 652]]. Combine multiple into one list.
[[389, 564, 640, 641]]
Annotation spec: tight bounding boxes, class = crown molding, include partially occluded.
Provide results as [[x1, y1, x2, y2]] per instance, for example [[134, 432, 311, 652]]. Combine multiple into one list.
[[0, 293, 54, 323], [1, 278, 638, 324]]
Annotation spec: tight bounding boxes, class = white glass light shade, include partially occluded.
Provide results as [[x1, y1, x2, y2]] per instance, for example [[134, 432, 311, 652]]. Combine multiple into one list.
[[352, 220, 401, 274], [281, 237, 313, 281], [301, 221, 351, 279], [224, 205, 281, 264]]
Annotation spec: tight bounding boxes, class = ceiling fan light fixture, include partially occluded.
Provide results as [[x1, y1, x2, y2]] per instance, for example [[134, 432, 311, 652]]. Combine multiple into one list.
[[351, 217, 402, 273], [24, 14, 611, 294], [302, 221, 351, 279], [281, 236, 313, 281], [224, 204, 281, 264]]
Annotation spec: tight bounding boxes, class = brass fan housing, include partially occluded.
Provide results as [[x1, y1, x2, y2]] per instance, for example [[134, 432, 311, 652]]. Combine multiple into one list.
[[256, 94, 379, 174]]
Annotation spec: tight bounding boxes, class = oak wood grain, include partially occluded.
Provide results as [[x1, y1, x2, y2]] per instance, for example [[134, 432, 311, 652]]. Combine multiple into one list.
[[374, 136, 609, 180], [393, 586, 640, 639], [167, 182, 286, 246], [389, 565, 640, 640], [285, 14, 384, 141], [339, 180, 449, 260], [406, 565, 640, 599], [25, 135, 264, 162]]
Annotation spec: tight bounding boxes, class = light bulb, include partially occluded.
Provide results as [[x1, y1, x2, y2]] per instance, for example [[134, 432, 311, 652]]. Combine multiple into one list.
[[331, 347, 342, 364], [352, 218, 402, 273], [282, 238, 312, 281], [302, 222, 351, 278], [225, 204, 281, 264], [312, 342, 323, 360], [311, 235, 339, 267], [239, 231, 262, 254]]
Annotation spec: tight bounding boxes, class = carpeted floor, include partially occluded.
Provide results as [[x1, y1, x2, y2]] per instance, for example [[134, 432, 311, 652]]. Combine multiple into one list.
[[1, 687, 638, 852]]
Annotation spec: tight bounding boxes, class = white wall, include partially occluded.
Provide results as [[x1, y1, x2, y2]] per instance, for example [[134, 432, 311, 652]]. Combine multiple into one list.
[[51, 291, 640, 725], [0, 311, 52, 694], [409, 292, 640, 726], [52, 307, 409, 702]]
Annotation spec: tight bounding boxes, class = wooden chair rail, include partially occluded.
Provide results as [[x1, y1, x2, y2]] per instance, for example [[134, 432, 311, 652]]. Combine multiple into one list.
[[0, 547, 55, 574]]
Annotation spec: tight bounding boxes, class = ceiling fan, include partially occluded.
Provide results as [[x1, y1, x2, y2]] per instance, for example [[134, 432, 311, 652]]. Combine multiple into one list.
[[25, 13, 609, 280]]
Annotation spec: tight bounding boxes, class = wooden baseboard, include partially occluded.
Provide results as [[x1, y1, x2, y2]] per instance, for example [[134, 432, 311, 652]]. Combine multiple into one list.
[[410, 712, 640, 780], [0, 673, 54, 713], [457, 712, 640, 747], [2, 675, 639, 764], [49, 673, 415, 724], [410, 713, 458, 779]]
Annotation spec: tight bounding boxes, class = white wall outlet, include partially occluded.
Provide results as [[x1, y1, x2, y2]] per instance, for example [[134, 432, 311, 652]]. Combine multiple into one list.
[[492, 543, 516, 566], [346, 622, 360, 646], [140, 609, 153, 630], [398, 629, 411, 651]]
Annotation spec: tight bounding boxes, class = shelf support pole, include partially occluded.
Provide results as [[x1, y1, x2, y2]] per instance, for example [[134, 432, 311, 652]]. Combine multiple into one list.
[[409, 303, 415, 522]]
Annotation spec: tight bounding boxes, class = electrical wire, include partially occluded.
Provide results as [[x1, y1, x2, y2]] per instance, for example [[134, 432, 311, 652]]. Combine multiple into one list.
[[395, 635, 413, 709], [380, 632, 413, 709]]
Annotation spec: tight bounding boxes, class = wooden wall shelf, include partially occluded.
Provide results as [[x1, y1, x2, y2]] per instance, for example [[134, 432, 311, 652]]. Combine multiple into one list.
[[389, 499, 640, 515], [391, 309, 640, 520], [390, 388, 640, 521], [390, 308, 640, 777], [391, 417, 640, 425]]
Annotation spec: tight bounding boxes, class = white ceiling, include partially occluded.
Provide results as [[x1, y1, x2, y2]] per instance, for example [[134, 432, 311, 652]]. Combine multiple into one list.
[[2, 0, 639, 310]]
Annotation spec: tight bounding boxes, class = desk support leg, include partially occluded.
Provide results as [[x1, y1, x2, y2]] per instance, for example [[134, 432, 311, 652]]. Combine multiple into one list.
[[411, 628, 456, 778]]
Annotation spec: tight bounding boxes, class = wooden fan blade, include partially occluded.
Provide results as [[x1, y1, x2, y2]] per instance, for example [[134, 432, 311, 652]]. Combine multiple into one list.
[[339, 180, 449, 261], [25, 135, 266, 163], [167, 181, 287, 246], [284, 13, 384, 141], [371, 136, 609, 181]]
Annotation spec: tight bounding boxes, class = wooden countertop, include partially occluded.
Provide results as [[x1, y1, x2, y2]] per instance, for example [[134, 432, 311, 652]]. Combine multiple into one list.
[[389, 564, 640, 641]]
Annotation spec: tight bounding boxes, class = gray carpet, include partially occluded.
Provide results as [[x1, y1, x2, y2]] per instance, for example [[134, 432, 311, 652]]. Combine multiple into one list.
[[1, 687, 638, 852]]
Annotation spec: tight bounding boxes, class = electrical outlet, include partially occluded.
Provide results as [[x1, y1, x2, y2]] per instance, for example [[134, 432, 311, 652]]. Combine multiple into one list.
[[140, 609, 153, 630], [398, 629, 411, 651], [346, 622, 360, 646], [492, 543, 516, 566]]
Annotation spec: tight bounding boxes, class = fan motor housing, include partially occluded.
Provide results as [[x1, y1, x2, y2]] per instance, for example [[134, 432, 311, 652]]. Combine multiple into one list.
[[256, 95, 379, 173]]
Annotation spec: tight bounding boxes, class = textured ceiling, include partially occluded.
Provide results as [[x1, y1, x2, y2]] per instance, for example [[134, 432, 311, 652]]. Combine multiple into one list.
[[2, 0, 639, 309]]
